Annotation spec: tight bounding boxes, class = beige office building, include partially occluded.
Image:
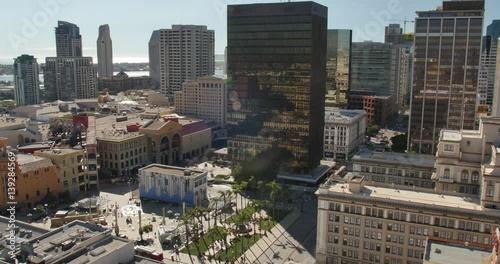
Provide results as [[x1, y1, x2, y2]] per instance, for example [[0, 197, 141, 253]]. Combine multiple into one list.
[[317, 116, 500, 264], [97, 132, 149, 179], [174, 76, 227, 127], [316, 176, 498, 264]]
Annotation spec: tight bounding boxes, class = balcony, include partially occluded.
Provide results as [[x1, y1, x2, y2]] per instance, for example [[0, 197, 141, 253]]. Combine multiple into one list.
[[438, 177, 454, 183]]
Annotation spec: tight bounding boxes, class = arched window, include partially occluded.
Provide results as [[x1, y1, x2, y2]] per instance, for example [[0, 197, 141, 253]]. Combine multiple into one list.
[[471, 171, 479, 182], [461, 170, 469, 181]]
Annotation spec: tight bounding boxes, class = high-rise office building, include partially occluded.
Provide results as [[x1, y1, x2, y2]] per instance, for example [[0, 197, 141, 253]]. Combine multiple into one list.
[[400, 33, 415, 107], [96, 24, 113, 78], [478, 20, 500, 111], [326, 29, 352, 108], [227, 2, 327, 174], [493, 38, 500, 116], [44, 57, 98, 101], [350, 41, 401, 100], [385, 23, 404, 45], [55, 21, 82, 57], [156, 25, 215, 96], [13, 55, 40, 106], [408, 0, 484, 154], [148, 30, 161, 88]]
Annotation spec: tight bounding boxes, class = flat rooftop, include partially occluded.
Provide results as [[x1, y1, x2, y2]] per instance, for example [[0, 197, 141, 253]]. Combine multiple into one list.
[[66, 237, 131, 264], [323, 180, 483, 212], [325, 109, 365, 121], [18, 142, 53, 150], [353, 149, 435, 166], [0, 117, 31, 129], [0, 216, 49, 261], [440, 130, 462, 142], [140, 164, 204, 177], [424, 239, 491, 263], [277, 160, 335, 184], [36, 148, 83, 156], [23, 221, 122, 263], [17, 153, 53, 168]]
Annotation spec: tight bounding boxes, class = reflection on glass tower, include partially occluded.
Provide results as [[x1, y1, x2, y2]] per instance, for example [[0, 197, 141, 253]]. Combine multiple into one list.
[[326, 29, 352, 108], [408, 0, 484, 154], [226, 2, 327, 174]]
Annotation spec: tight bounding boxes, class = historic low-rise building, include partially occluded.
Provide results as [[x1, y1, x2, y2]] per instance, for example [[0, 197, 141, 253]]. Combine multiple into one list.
[[0, 151, 62, 210], [324, 109, 366, 161], [34, 148, 87, 195], [352, 149, 436, 190], [138, 164, 207, 206], [316, 175, 498, 264]]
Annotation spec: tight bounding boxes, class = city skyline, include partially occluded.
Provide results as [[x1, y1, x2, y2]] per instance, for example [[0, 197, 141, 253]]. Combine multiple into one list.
[[2, 0, 499, 64]]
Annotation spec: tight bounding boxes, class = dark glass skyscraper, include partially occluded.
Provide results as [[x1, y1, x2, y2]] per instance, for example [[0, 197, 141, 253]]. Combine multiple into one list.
[[326, 29, 351, 108], [408, 0, 484, 154], [55, 21, 82, 57], [227, 2, 327, 174]]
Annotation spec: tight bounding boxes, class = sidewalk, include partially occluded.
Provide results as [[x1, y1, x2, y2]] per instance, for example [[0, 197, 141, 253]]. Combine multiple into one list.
[[243, 206, 302, 264]]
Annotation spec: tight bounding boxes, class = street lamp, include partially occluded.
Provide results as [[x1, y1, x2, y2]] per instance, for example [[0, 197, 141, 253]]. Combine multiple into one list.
[[128, 180, 132, 202]]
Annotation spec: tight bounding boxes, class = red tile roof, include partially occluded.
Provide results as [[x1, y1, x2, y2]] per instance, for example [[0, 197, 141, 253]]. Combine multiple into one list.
[[182, 121, 210, 136]]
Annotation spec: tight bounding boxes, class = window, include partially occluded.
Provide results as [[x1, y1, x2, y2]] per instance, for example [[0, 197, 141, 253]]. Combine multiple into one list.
[[443, 168, 451, 178], [461, 170, 469, 181], [444, 144, 454, 152], [471, 171, 479, 182]]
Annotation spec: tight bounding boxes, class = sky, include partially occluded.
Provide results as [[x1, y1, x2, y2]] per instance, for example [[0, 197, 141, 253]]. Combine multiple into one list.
[[1, 0, 499, 64]]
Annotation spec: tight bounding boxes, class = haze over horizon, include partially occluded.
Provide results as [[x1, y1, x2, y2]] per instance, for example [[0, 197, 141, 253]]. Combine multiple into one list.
[[1, 0, 498, 64]]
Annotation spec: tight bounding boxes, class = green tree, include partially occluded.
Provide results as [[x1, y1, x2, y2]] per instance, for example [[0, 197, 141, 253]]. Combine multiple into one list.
[[232, 163, 245, 182], [266, 181, 281, 219], [391, 134, 408, 153], [366, 125, 381, 137], [203, 148, 216, 161]]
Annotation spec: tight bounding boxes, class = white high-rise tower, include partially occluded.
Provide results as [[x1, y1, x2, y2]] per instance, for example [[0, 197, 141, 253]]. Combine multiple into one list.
[[97, 24, 113, 78]]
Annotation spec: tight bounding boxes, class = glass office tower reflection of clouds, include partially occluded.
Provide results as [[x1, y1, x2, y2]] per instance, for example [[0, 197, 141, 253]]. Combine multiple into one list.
[[226, 2, 327, 174]]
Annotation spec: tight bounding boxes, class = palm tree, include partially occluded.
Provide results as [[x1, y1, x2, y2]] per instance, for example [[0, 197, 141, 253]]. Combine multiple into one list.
[[191, 207, 210, 258], [248, 175, 255, 192], [178, 211, 194, 259], [257, 180, 264, 200], [232, 184, 242, 214], [218, 190, 232, 223], [238, 181, 248, 212], [266, 180, 281, 220], [211, 196, 222, 227]]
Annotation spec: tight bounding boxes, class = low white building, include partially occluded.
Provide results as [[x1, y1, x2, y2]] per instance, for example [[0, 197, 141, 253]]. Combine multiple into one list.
[[324, 109, 366, 161], [139, 164, 207, 206]]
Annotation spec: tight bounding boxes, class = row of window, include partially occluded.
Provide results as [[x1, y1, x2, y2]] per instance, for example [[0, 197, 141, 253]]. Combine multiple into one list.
[[329, 203, 492, 233]]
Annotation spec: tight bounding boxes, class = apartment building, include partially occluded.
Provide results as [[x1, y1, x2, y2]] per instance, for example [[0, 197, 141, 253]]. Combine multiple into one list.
[[174, 76, 227, 127], [13, 54, 40, 106], [34, 148, 86, 195], [155, 25, 215, 96]]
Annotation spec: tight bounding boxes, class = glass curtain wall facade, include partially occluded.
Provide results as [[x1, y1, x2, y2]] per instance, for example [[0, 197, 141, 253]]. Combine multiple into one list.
[[326, 29, 352, 108], [408, 0, 484, 154], [227, 2, 327, 174]]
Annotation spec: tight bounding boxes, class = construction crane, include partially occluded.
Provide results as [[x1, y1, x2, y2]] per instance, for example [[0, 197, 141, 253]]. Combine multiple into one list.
[[389, 17, 415, 34]]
